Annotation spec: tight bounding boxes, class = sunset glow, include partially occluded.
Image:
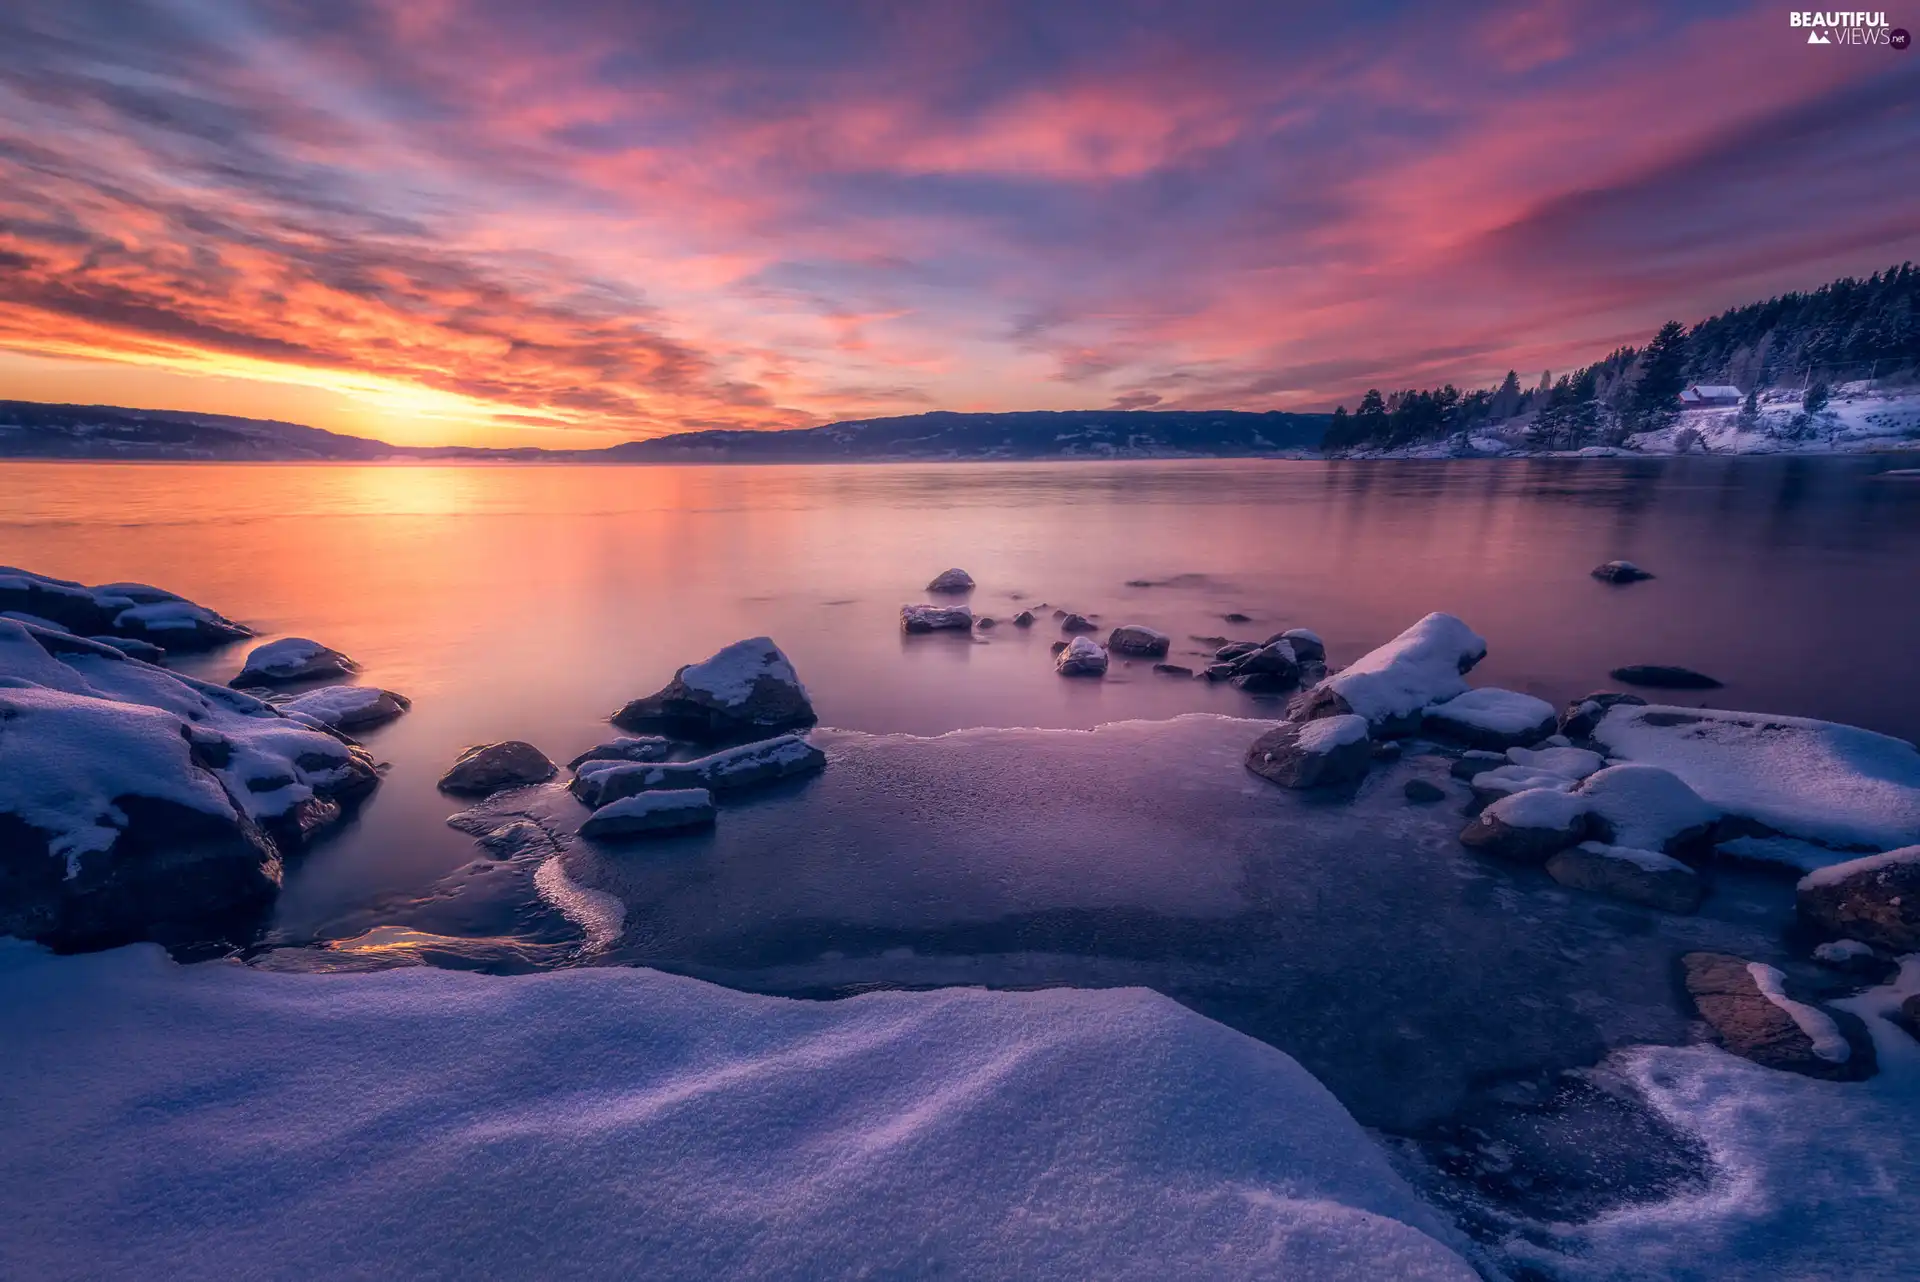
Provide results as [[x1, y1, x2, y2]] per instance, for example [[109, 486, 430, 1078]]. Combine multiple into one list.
[[2, 0, 1914, 446]]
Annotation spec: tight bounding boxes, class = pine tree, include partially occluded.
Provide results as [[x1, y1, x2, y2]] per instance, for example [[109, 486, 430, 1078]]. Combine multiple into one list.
[[1630, 321, 1689, 428]]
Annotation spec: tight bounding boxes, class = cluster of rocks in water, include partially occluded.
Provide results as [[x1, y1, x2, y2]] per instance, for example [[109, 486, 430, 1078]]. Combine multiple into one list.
[[1235, 607, 1920, 1084]]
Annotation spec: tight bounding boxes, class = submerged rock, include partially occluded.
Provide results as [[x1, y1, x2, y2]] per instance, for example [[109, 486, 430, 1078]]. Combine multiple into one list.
[[579, 789, 717, 840], [1012, 610, 1036, 627], [612, 637, 817, 741], [232, 638, 358, 686], [1546, 842, 1704, 913], [900, 604, 975, 634], [279, 685, 411, 731], [1795, 847, 1920, 952], [0, 618, 378, 951], [1152, 663, 1194, 678], [1608, 665, 1723, 690], [570, 734, 826, 808], [1294, 613, 1487, 736], [1591, 560, 1654, 583], [1055, 636, 1108, 677], [1809, 939, 1897, 983], [1244, 716, 1371, 790], [567, 736, 675, 771], [1450, 750, 1508, 781], [437, 742, 557, 796], [925, 568, 976, 594], [1107, 625, 1170, 657], [1404, 779, 1446, 804], [1681, 952, 1874, 1081], [1222, 612, 1253, 624], [1422, 688, 1557, 751]]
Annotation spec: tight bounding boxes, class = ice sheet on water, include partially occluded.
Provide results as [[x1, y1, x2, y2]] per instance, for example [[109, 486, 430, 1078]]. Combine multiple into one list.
[[0, 939, 1476, 1282]]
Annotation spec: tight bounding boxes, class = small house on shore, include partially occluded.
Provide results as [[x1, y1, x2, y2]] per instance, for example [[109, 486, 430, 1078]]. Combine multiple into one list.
[[1678, 384, 1743, 407]]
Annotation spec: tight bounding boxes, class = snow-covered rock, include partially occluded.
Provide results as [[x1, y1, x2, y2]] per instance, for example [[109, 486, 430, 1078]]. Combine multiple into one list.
[[569, 734, 827, 808], [1422, 688, 1556, 750], [1593, 704, 1920, 851], [0, 941, 1480, 1281], [1795, 846, 1920, 952], [1459, 788, 1589, 863], [437, 742, 557, 796], [1465, 764, 1581, 804], [924, 567, 975, 593], [1590, 560, 1653, 583], [85, 635, 165, 663], [567, 736, 675, 771], [1294, 613, 1487, 735], [1574, 764, 1719, 854], [1808, 938, 1894, 981], [1546, 842, 1704, 913], [278, 685, 411, 731], [1556, 691, 1646, 740], [1227, 639, 1300, 694], [612, 637, 816, 741], [1267, 628, 1325, 662], [899, 604, 974, 634], [0, 619, 377, 950], [1680, 952, 1874, 1080], [1055, 636, 1108, 677], [1506, 744, 1605, 779], [0, 568, 252, 652], [579, 789, 716, 839], [232, 637, 358, 686], [1106, 624, 1170, 657], [1244, 716, 1372, 790]]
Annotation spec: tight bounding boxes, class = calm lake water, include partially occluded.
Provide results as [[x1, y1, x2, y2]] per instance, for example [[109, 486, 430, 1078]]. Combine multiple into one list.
[[7, 455, 1919, 1207]]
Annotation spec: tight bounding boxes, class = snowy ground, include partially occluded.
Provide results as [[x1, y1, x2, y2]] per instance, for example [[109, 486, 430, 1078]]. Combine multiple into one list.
[[0, 938, 1478, 1282], [1350, 391, 1920, 459]]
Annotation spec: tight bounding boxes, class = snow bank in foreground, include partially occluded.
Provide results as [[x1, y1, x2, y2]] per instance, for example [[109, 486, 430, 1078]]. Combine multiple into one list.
[[1504, 958, 1920, 1282], [0, 942, 1474, 1282], [1593, 704, 1920, 850]]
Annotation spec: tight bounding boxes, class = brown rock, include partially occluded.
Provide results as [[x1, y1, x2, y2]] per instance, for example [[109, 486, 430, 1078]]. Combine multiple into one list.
[[1682, 952, 1876, 1081]]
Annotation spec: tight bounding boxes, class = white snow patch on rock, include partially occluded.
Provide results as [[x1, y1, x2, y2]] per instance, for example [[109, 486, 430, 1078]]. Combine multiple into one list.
[[1506, 745, 1604, 779], [1746, 962, 1851, 1063], [0, 940, 1478, 1282], [1424, 688, 1555, 737], [677, 637, 804, 706], [1575, 764, 1719, 853], [1312, 613, 1487, 729], [1812, 939, 1875, 966], [1796, 844, 1920, 892], [1296, 713, 1368, 753]]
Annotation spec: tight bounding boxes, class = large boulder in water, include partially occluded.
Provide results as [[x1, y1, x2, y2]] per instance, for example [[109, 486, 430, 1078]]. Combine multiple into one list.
[[1590, 560, 1653, 583], [900, 604, 974, 634], [437, 742, 556, 796], [232, 638, 358, 686], [925, 568, 975, 594], [1608, 664, 1722, 690], [1055, 637, 1109, 677], [0, 619, 378, 951], [1545, 842, 1704, 913], [1293, 613, 1486, 736], [1682, 952, 1875, 1081], [611, 637, 816, 742], [0, 567, 251, 653], [1107, 625, 1170, 658], [1796, 847, 1920, 953], [1244, 716, 1371, 790]]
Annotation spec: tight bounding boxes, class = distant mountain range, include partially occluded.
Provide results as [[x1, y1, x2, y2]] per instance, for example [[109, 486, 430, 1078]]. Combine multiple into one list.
[[0, 401, 1329, 463]]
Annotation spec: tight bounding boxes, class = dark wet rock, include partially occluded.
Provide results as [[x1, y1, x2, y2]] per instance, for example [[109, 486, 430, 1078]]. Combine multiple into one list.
[[1558, 691, 1647, 740], [1451, 750, 1508, 781], [1244, 716, 1372, 790], [469, 818, 560, 861], [1608, 664, 1723, 690], [1235, 640, 1299, 678], [1897, 995, 1920, 1043], [1231, 671, 1298, 695], [1404, 778, 1446, 804], [1422, 689, 1558, 751], [1055, 636, 1108, 677], [612, 637, 817, 741], [1012, 610, 1035, 627], [1050, 640, 1069, 656], [579, 789, 717, 840], [87, 636, 165, 663], [900, 604, 974, 634], [232, 638, 358, 686], [1682, 952, 1875, 1081], [1222, 612, 1253, 623], [278, 686, 411, 731], [1059, 613, 1099, 633], [1459, 789, 1590, 864], [1546, 842, 1705, 913], [1372, 740, 1403, 761], [1809, 939, 1898, 984], [1796, 847, 1920, 953], [1264, 628, 1326, 663], [566, 736, 675, 772], [570, 734, 825, 808], [975, 617, 997, 630], [1107, 625, 1170, 657], [0, 568, 252, 653], [925, 568, 975, 593], [1201, 662, 1237, 681], [1215, 641, 1260, 661], [1152, 663, 1194, 678], [1591, 560, 1654, 583], [1192, 634, 1229, 646], [1051, 608, 1068, 620], [437, 741, 557, 796], [1125, 579, 1153, 587]]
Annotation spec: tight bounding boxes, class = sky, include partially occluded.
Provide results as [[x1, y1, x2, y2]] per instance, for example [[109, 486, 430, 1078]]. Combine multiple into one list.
[[0, 1, 1915, 447]]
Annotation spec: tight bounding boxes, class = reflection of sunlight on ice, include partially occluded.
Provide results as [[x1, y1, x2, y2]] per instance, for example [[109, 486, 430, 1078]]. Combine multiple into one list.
[[535, 855, 626, 953], [330, 925, 502, 953]]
